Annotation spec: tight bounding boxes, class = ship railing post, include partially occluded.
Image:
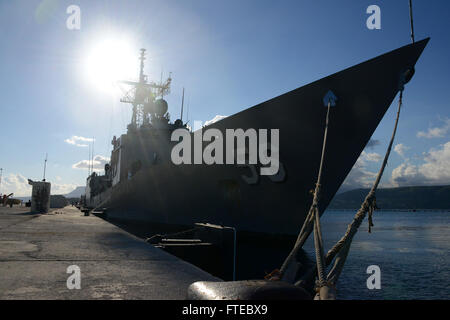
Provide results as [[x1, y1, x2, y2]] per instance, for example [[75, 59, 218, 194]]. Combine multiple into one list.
[[222, 226, 236, 281]]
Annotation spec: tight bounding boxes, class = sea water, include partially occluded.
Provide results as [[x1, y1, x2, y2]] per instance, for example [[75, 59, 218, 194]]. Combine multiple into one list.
[[302, 210, 450, 299]]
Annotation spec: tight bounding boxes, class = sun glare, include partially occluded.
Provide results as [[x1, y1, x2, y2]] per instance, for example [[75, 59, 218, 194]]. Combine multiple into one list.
[[84, 36, 138, 94]]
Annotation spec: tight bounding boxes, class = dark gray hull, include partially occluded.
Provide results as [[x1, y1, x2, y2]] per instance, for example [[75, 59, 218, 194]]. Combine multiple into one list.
[[94, 39, 429, 236]]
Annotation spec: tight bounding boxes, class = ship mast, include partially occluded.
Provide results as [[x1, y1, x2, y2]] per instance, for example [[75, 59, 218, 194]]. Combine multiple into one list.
[[139, 48, 146, 83], [118, 48, 172, 130]]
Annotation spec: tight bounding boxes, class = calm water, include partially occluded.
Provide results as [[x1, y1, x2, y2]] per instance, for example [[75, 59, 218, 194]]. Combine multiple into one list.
[[302, 210, 450, 299], [107, 210, 449, 299]]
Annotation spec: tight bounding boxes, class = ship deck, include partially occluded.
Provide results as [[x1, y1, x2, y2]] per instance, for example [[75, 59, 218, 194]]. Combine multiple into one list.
[[0, 205, 219, 299]]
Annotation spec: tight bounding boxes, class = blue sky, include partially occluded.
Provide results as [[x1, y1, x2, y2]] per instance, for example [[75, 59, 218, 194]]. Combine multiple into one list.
[[0, 0, 449, 196]]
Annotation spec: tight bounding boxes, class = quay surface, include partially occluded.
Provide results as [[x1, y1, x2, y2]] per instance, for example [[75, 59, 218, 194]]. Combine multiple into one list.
[[0, 205, 219, 299]]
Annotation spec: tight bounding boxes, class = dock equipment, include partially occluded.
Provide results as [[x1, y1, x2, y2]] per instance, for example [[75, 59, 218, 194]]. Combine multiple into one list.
[[27, 179, 51, 213]]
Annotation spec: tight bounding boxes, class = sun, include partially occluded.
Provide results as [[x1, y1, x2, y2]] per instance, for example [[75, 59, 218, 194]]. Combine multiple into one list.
[[84, 36, 138, 94]]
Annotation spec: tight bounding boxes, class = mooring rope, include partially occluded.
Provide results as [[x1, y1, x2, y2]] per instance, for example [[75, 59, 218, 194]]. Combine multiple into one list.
[[409, 0, 415, 43], [324, 91, 404, 295], [279, 101, 332, 283], [274, 2, 417, 298], [311, 101, 331, 289], [276, 72, 409, 299], [297, 87, 406, 299], [324, 89, 404, 284]]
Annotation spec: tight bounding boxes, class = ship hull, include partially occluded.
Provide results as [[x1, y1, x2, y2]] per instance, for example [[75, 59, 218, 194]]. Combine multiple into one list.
[[90, 39, 429, 237]]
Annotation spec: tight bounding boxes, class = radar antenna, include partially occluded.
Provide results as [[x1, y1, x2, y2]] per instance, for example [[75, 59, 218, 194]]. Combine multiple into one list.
[[180, 87, 185, 121]]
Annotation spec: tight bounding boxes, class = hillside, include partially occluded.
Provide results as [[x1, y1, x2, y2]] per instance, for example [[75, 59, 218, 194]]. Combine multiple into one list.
[[64, 186, 85, 198], [12, 186, 85, 203], [329, 185, 450, 210]]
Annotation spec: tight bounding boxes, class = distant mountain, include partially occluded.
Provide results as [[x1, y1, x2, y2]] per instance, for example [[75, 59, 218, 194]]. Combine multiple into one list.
[[329, 185, 450, 210], [8, 186, 85, 203], [64, 186, 85, 198]]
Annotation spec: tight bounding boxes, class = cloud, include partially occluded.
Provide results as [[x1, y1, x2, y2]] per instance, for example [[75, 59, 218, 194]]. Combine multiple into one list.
[[417, 118, 450, 139], [72, 155, 110, 172], [391, 141, 450, 186], [394, 143, 410, 158], [365, 139, 380, 149], [362, 151, 382, 162], [340, 161, 378, 192], [51, 183, 78, 195], [339, 151, 382, 191], [0, 173, 79, 197], [391, 163, 424, 186], [65, 136, 95, 147], [204, 115, 228, 127], [0, 173, 32, 197]]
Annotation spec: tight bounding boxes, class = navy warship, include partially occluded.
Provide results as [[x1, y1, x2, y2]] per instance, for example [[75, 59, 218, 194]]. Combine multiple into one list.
[[84, 39, 429, 238]]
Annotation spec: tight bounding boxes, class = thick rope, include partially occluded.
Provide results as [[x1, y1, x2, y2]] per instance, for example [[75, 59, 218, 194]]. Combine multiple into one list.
[[304, 89, 405, 294], [326, 90, 403, 267], [313, 206, 326, 287], [280, 101, 331, 286], [310, 3, 415, 291], [312, 101, 331, 288], [409, 0, 415, 43], [278, 72, 407, 300], [280, 86, 406, 300]]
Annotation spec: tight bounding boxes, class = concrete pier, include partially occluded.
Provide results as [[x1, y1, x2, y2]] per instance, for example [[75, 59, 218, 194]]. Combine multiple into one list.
[[0, 206, 219, 299]]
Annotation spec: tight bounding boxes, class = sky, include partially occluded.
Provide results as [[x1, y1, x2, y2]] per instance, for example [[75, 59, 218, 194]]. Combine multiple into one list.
[[0, 0, 449, 196]]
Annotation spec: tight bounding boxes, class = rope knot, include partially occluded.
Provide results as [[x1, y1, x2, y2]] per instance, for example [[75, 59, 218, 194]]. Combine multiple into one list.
[[367, 196, 377, 233]]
